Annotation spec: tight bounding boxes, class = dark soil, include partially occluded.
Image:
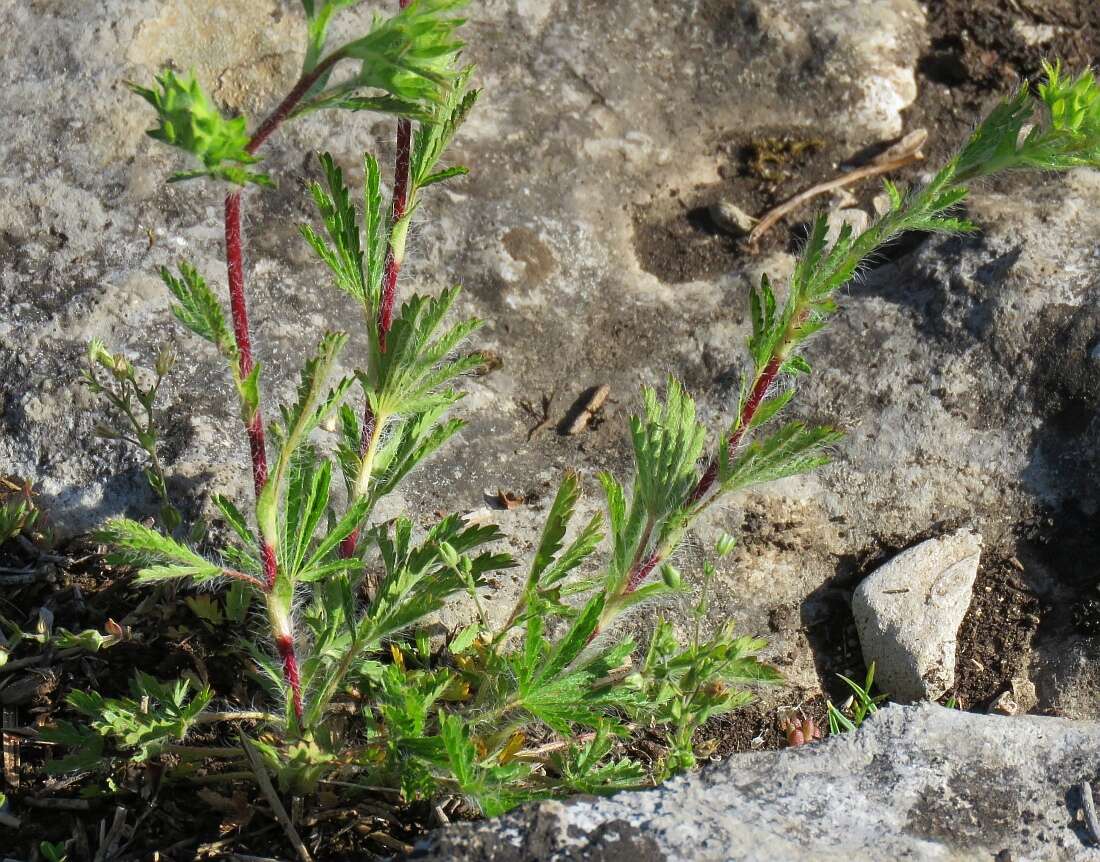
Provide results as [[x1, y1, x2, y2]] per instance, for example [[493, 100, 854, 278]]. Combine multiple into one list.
[[6, 1, 1100, 860], [952, 561, 1041, 711]]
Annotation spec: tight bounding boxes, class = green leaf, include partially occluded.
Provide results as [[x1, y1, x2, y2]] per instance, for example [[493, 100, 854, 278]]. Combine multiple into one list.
[[213, 494, 257, 549], [748, 388, 794, 429], [301, 153, 367, 301], [420, 165, 469, 188], [718, 421, 842, 495], [630, 378, 706, 521], [328, 0, 468, 111], [366, 287, 483, 418], [282, 453, 333, 579], [410, 65, 479, 191], [300, 0, 358, 75], [449, 622, 479, 655], [161, 263, 234, 356], [297, 496, 373, 581], [533, 595, 604, 687], [129, 70, 270, 187], [528, 471, 582, 587], [101, 519, 224, 585], [258, 332, 352, 543]]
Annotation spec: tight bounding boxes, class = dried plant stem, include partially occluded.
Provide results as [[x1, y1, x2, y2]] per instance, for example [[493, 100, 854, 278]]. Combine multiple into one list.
[[747, 130, 927, 247], [241, 732, 314, 862]]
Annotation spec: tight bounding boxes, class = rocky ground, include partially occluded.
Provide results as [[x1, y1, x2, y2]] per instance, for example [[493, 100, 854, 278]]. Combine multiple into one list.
[[1, 0, 1099, 859]]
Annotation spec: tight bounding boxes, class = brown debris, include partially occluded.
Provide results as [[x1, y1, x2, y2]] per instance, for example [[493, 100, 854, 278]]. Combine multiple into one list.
[[561, 385, 611, 436]]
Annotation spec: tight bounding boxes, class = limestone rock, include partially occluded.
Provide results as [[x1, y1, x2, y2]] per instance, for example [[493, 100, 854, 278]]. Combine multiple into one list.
[[0, 0, 925, 534], [410, 704, 1100, 862], [852, 529, 982, 702]]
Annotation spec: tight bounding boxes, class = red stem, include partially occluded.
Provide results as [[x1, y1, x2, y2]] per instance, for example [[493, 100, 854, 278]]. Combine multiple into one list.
[[377, 117, 413, 349], [276, 634, 304, 721], [620, 354, 786, 598], [219, 53, 346, 719], [225, 192, 270, 502], [687, 354, 784, 506], [245, 55, 339, 157]]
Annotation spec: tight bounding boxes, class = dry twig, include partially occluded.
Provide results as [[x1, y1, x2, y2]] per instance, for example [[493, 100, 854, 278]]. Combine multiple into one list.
[[747, 129, 928, 247], [240, 733, 313, 862]]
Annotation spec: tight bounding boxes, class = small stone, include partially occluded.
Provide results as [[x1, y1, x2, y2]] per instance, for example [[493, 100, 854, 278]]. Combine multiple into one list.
[[852, 529, 982, 703], [825, 208, 870, 245], [989, 690, 1019, 716], [872, 193, 893, 217], [708, 200, 756, 237], [1011, 677, 1038, 714]]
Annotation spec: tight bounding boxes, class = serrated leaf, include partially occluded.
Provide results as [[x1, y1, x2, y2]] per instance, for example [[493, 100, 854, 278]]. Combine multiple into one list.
[[719, 421, 842, 493], [100, 519, 223, 585], [161, 263, 234, 356], [129, 70, 268, 187]]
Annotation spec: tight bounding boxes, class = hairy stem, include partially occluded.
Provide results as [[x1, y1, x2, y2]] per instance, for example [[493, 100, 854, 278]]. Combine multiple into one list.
[[616, 325, 800, 604], [224, 191, 269, 503], [340, 410, 384, 557], [376, 0, 414, 348], [348, 0, 414, 548], [222, 58, 345, 720], [276, 633, 304, 722], [245, 54, 341, 157]]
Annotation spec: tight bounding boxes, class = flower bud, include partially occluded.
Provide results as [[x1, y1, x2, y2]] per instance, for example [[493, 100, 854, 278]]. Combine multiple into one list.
[[715, 533, 737, 558], [660, 563, 682, 588], [155, 345, 176, 377], [110, 355, 131, 380]]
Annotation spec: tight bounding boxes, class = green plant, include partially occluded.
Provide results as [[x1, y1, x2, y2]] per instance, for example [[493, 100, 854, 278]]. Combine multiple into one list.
[[0, 478, 41, 546], [82, 339, 182, 532], [39, 841, 68, 862], [62, 8, 1100, 848], [826, 662, 888, 734]]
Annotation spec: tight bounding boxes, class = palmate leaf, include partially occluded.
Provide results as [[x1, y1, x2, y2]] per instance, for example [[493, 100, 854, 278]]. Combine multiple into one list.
[[439, 712, 533, 816], [528, 470, 607, 593], [597, 471, 648, 594], [161, 262, 235, 356], [410, 65, 479, 192], [258, 331, 352, 541], [718, 420, 842, 494], [631, 379, 706, 522], [101, 518, 223, 585], [300, 0, 359, 76], [61, 672, 213, 762], [336, 0, 466, 108], [295, 0, 467, 120], [528, 471, 595, 587], [368, 409, 466, 503], [361, 516, 513, 644], [128, 70, 271, 187], [301, 153, 366, 301], [366, 287, 483, 417], [281, 451, 332, 579], [552, 725, 645, 795]]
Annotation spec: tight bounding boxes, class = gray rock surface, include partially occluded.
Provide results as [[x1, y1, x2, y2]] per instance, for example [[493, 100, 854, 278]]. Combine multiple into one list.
[[1, 0, 1099, 718], [852, 529, 982, 702], [410, 704, 1100, 862]]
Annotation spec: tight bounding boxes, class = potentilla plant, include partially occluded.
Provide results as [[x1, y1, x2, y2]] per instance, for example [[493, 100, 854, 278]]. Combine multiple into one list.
[[49, 1, 1100, 839]]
